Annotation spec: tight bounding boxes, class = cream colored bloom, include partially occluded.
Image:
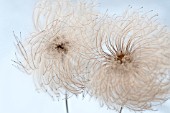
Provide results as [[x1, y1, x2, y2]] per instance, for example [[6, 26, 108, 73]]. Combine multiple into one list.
[[13, 0, 98, 98], [87, 9, 170, 112]]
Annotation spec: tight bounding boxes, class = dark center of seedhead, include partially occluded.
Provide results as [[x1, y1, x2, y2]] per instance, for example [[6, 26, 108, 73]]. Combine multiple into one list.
[[114, 51, 131, 64], [54, 42, 69, 54], [117, 53, 125, 64]]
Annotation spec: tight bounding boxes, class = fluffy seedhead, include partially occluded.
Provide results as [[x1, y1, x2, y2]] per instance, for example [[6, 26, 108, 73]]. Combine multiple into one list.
[[87, 9, 170, 112], [13, 0, 98, 99]]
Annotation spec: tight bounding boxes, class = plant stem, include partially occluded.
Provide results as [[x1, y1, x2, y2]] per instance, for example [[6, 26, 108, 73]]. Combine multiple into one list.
[[65, 94, 69, 113], [119, 107, 123, 113]]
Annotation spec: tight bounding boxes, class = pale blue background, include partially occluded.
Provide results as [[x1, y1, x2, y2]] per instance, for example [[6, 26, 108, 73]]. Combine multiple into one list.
[[0, 0, 170, 113]]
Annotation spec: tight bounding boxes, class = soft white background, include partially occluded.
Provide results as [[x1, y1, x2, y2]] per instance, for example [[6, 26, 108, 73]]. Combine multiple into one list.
[[0, 0, 170, 113]]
